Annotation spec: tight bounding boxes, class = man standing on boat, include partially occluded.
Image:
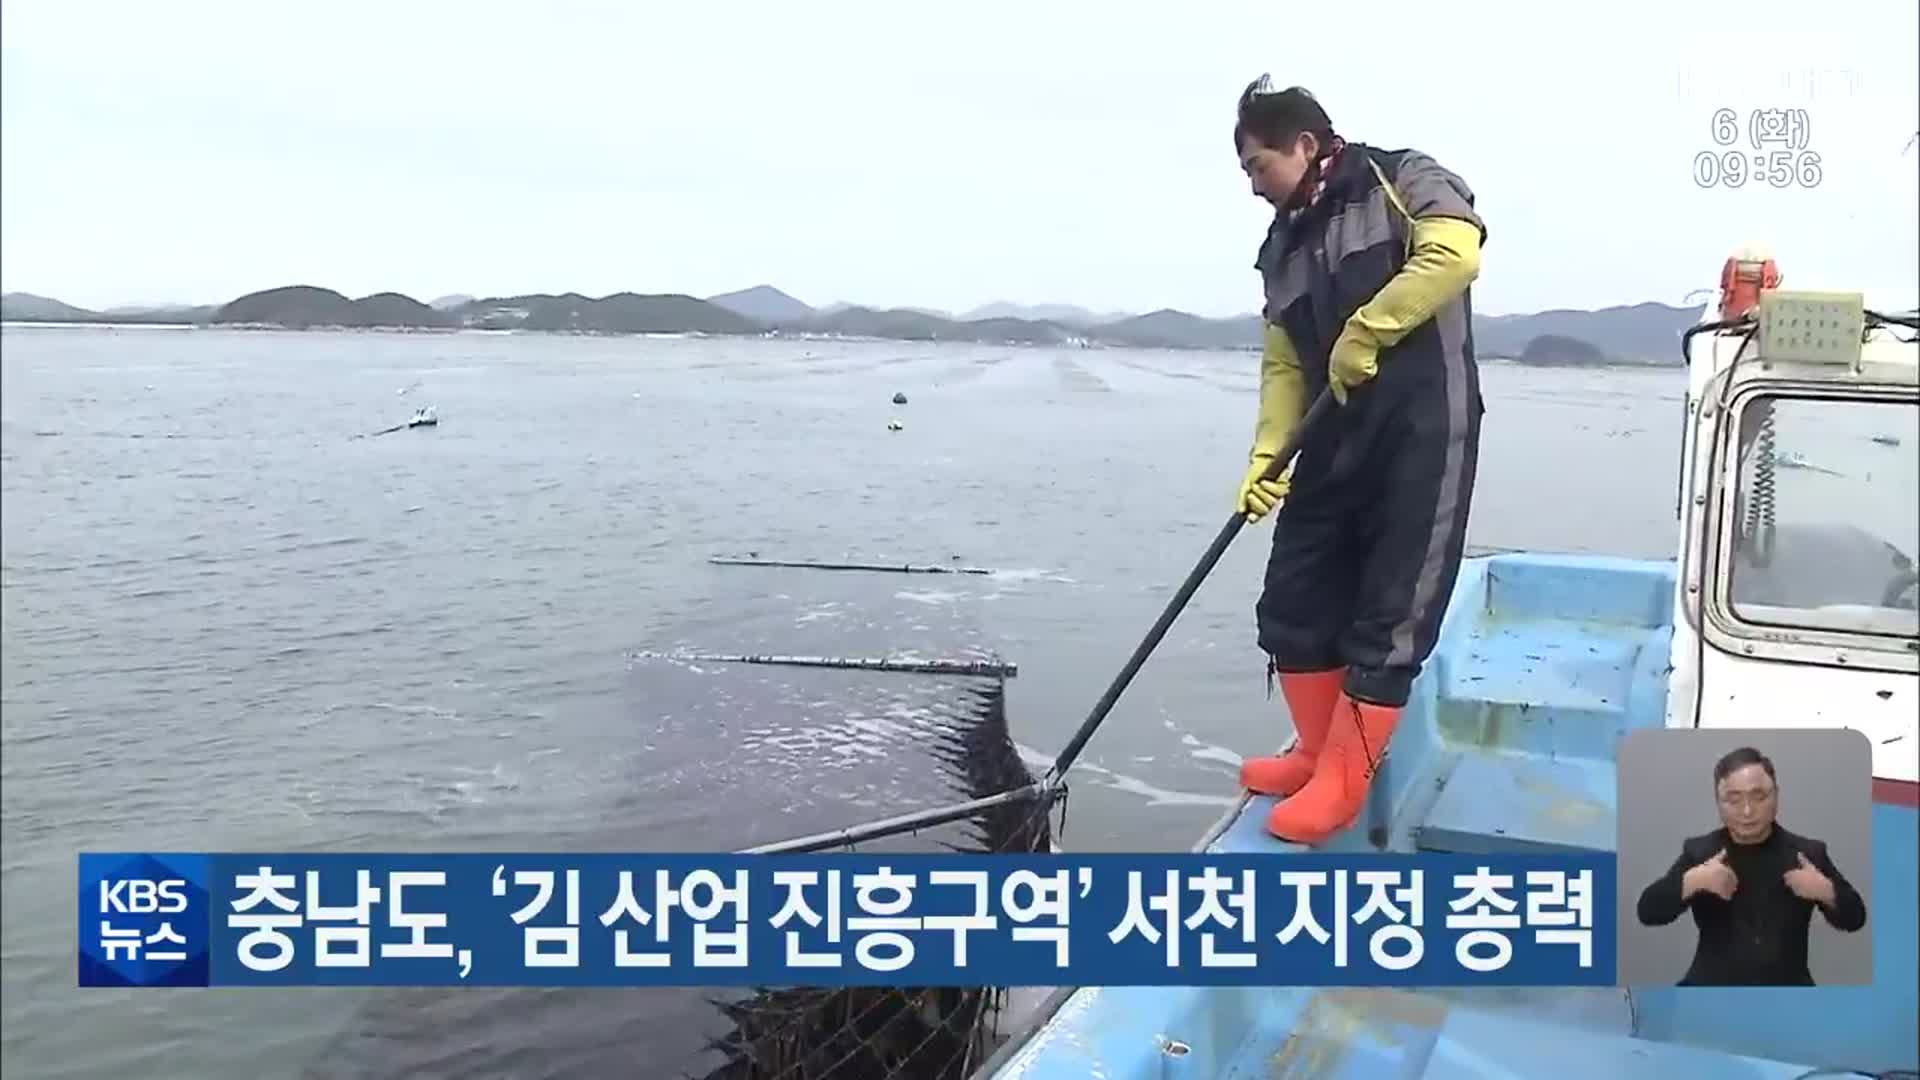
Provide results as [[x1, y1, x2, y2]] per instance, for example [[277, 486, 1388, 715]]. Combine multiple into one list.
[[1231, 78, 1487, 845]]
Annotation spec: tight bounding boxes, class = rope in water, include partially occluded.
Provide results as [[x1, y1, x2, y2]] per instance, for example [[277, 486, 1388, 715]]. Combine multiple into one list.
[[708, 556, 997, 576], [626, 650, 1017, 678]]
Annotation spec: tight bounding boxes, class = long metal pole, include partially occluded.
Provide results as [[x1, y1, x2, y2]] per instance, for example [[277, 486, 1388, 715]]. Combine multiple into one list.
[[728, 389, 1334, 858], [1048, 390, 1335, 778], [738, 782, 1057, 854]]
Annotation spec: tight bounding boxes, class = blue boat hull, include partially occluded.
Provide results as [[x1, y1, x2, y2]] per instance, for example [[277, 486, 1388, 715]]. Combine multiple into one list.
[[978, 553, 1917, 1079]]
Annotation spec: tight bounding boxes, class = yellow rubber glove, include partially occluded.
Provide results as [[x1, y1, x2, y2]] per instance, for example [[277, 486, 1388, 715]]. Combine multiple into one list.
[[1240, 456, 1293, 521], [1326, 334, 1378, 406], [1239, 322, 1308, 522], [1330, 215, 1483, 404]]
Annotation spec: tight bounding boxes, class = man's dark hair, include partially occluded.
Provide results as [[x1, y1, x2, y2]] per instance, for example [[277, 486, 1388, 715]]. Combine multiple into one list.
[[1234, 78, 1336, 156], [1713, 746, 1777, 785]]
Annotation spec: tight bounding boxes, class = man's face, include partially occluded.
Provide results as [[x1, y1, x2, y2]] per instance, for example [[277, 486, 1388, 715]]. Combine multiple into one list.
[[1239, 133, 1315, 208], [1716, 763, 1778, 842]]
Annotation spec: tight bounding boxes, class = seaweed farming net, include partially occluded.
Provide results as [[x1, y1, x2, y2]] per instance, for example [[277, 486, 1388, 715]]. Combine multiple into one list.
[[668, 561, 1056, 1080], [702, 984, 1014, 1080], [304, 558, 1059, 1080]]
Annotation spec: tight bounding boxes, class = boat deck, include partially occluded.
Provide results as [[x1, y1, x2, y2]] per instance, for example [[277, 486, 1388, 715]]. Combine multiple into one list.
[[1209, 554, 1673, 868], [978, 553, 1919, 1079], [991, 984, 1820, 1080]]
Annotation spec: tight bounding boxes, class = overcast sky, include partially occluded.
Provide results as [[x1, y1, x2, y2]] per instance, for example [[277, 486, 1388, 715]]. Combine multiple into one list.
[[3, 0, 1915, 317]]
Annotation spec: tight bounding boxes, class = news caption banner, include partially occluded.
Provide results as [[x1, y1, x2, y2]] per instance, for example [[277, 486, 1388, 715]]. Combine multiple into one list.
[[80, 852, 1616, 989]]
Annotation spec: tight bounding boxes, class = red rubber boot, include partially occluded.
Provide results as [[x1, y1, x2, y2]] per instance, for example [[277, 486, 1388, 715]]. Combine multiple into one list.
[[1239, 667, 1346, 798], [1265, 692, 1401, 846]]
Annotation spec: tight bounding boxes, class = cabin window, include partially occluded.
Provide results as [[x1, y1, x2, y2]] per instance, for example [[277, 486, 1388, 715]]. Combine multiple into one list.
[[1724, 393, 1919, 639], [1728, 388, 1920, 634]]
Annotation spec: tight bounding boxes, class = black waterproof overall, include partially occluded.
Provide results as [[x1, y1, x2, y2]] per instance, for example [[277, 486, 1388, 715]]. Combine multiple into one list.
[[1254, 143, 1487, 709]]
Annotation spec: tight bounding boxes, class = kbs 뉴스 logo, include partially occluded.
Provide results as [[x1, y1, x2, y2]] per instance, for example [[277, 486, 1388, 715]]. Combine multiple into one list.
[[78, 853, 211, 987]]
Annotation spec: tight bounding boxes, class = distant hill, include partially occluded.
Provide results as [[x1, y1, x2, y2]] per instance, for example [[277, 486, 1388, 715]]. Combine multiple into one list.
[[5, 284, 1715, 364], [775, 304, 1269, 349], [127, 303, 220, 323], [817, 301, 954, 321], [959, 301, 1137, 326], [1474, 302, 1707, 365], [1519, 333, 1608, 367], [105, 301, 199, 315], [706, 284, 813, 324], [3, 292, 101, 321], [199, 286, 760, 334], [1096, 309, 1264, 350], [456, 292, 761, 334], [802, 305, 955, 341], [964, 316, 1083, 345], [214, 286, 455, 329], [784, 305, 1089, 345], [355, 291, 447, 327], [3, 292, 215, 324]]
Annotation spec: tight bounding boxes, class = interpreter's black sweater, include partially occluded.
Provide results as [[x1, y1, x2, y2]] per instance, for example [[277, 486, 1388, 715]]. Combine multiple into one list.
[[1635, 823, 1867, 986]]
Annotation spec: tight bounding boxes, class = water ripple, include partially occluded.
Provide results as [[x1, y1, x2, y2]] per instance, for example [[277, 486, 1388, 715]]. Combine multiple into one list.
[[1, 327, 1686, 1078]]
